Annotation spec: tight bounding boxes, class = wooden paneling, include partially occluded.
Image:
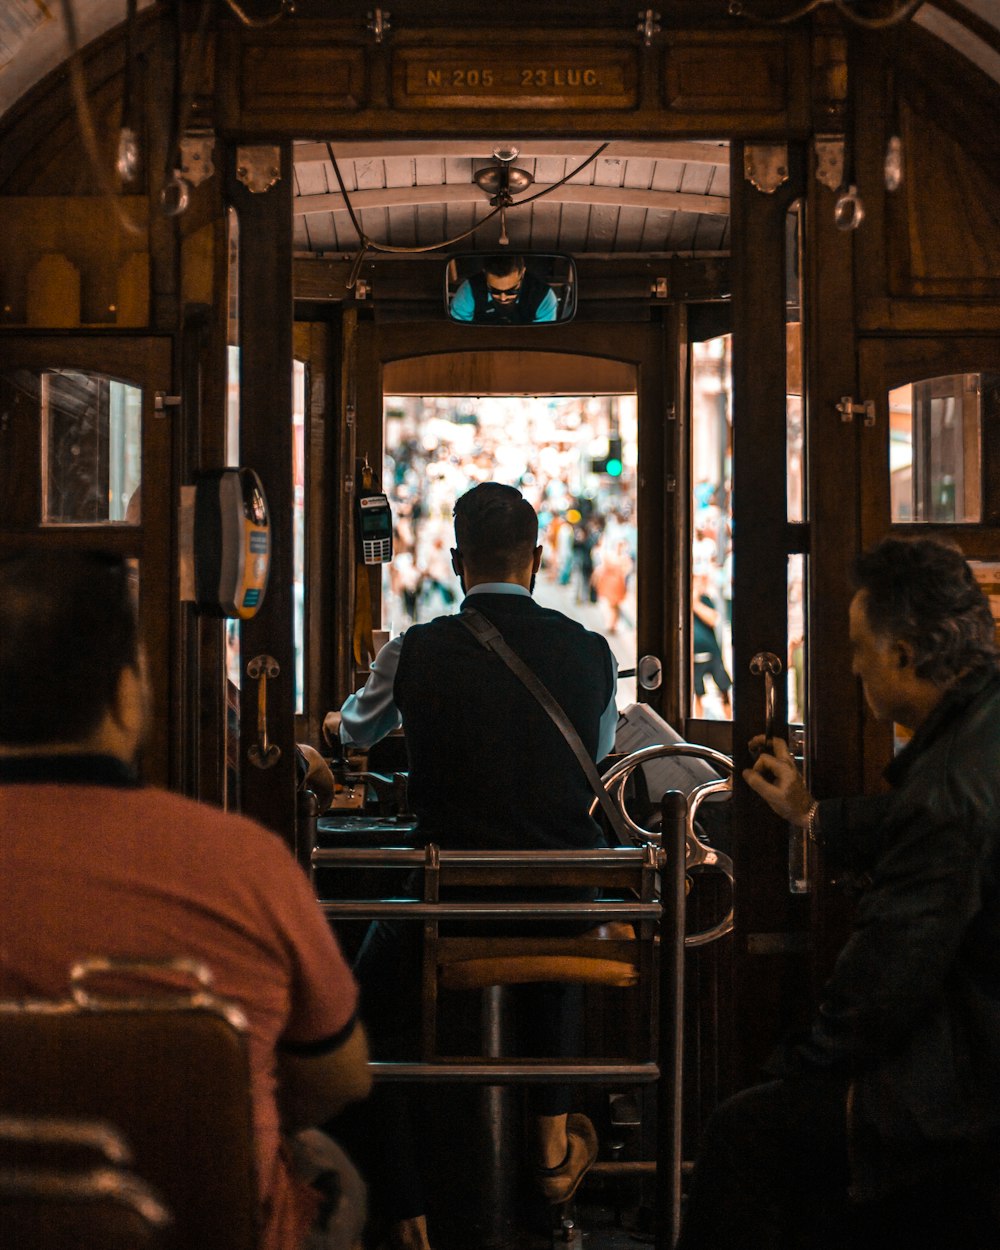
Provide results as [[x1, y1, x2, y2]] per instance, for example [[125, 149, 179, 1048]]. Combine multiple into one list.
[[663, 34, 790, 115], [0, 199, 149, 328], [218, 20, 807, 140], [383, 350, 636, 396], [855, 25, 1000, 328], [241, 39, 367, 122]]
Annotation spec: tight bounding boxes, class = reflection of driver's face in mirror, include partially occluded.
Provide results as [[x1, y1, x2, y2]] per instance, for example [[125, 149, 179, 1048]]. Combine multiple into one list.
[[484, 263, 525, 303], [450, 254, 559, 325]]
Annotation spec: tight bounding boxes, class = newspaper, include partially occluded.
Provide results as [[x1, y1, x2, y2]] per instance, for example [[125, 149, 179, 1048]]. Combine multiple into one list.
[[613, 702, 726, 800]]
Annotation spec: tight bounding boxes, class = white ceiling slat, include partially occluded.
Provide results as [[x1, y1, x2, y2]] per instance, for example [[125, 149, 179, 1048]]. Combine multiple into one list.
[[390, 204, 418, 248], [353, 158, 386, 190], [304, 212, 338, 252], [680, 162, 713, 196], [558, 201, 591, 254], [294, 183, 730, 218], [444, 201, 479, 248], [528, 200, 562, 251], [615, 205, 649, 253], [587, 203, 620, 251], [650, 159, 687, 194], [533, 156, 570, 185], [622, 158, 656, 190], [444, 157, 475, 185], [293, 161, 328, 196], [416, 201, 446, 247], [668, 214, 699, 252], [382, 156, 417, 188], [593, 156, 627, 188], [641, 208, 676, 252]]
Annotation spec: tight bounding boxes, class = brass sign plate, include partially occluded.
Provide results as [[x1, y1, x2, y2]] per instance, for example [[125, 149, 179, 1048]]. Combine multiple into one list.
[[394, 47, 638, 110]]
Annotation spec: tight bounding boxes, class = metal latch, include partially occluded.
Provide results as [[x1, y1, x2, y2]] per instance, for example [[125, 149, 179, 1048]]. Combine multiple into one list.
[[835, 396, 875, 426], [154, 393, 182, 417]]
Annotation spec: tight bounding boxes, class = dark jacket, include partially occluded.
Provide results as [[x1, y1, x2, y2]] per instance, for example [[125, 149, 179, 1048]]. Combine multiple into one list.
[[780, 665, 1000, 1195], [392, 592, 614, 851]]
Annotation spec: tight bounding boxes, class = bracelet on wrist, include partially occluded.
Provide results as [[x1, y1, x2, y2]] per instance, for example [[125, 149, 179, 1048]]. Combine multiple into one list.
[[805, 799, 820, 843]]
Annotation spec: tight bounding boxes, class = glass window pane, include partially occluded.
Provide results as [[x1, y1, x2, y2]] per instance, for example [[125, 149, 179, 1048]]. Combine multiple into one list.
[[691, 336, 733, 720], [786, 203, 804, 524], [293, 360, 306, 715], [889, 373, 991, 524], [39, 370, 141, 525]]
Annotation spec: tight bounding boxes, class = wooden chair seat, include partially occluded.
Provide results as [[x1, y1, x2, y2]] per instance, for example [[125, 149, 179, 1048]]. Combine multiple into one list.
[[439, 922, 641, 990]]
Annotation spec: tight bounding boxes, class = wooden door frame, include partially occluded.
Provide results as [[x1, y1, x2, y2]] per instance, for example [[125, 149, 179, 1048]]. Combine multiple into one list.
[[333, 317, 680, 722]]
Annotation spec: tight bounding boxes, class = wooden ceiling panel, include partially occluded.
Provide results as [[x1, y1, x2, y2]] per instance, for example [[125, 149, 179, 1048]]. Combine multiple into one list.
[[292, 140, 733, 258]]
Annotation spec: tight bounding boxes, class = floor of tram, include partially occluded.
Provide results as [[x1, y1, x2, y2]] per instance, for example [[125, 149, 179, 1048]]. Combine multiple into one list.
[[416, 1081, 661, 1250]]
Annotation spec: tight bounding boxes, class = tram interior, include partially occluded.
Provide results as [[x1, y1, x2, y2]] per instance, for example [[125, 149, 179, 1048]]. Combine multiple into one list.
[[2, 0, 1000, 1247]]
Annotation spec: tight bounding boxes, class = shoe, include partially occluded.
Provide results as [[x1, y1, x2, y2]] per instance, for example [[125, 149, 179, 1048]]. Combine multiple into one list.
[[535, 1114, 599, 1204]]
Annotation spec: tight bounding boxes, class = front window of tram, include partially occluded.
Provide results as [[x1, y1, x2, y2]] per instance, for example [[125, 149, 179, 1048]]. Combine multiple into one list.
[[382, 394, 639, 707]]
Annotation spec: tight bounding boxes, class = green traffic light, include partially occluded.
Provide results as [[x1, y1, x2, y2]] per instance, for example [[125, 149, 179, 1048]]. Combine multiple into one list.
[[606, 458, 623, 477]]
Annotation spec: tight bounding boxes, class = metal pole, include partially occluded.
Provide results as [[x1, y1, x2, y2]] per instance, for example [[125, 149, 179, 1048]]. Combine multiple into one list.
[[657, 789, 688, 1250]]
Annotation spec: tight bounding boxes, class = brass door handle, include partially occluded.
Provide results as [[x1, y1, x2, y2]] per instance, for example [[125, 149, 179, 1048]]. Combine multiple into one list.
[[247, 654, 281, 769]]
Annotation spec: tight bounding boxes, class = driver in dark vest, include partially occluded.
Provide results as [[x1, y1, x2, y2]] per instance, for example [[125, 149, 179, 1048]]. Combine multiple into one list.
[[450, 254, 559, 324], [323, 482, 618, 1250]]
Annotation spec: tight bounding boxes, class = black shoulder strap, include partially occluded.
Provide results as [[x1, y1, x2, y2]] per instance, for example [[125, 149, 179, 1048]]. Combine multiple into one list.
[[458, 606, 628, 843]]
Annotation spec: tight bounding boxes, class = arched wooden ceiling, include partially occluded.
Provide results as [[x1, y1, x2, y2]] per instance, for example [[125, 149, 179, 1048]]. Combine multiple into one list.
[[1, 0, 997, 262]]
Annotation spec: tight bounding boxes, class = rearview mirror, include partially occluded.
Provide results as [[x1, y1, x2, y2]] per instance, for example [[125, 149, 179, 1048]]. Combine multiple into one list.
[[445, 253, 577, 325]]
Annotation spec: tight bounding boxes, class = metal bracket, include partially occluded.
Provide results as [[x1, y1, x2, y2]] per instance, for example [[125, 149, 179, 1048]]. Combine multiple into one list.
[[835, 396, 876, 426], [154, 393, 182, 417], [637, 8, 661, 46], [179, 131, 215, 187], [367, 7, 391, 42], [814, 135, 844, 191], [236, 146, 281, 194], [743, 144, 789, 194]]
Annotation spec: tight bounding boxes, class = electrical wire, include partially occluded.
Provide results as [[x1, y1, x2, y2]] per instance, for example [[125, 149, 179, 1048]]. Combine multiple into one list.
[[732, 0, 921, 25], [832, 0, 925, 30], [57, 0, 141, 235], [220, 0, 295, 29], [328, 142, 610, 287], [731, 0, 826, 24]]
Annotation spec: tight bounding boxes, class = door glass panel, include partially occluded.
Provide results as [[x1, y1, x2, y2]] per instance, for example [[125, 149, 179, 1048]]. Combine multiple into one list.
[[888, 373, 991, 523], [786, 203, 804, 523], [34, 370, 142, 525], [293, 360, 306, 714], [382, 393, 639, 707], [691, 335, 733, 720], [225, 206, 241, 810]]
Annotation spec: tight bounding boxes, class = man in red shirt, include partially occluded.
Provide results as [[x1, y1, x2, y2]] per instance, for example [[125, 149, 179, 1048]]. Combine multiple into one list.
[[0, 547, 371, 1250]]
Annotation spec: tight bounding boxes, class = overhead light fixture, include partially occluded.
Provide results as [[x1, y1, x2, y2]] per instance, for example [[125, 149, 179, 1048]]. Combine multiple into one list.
[[473, 145, 534, 207]]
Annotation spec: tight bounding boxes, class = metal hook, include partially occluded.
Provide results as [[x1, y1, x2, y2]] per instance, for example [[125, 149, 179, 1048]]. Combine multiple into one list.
[[833, 184, 865, 231], [247, 654, 281, 769], [160, 173, 191, 217]]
